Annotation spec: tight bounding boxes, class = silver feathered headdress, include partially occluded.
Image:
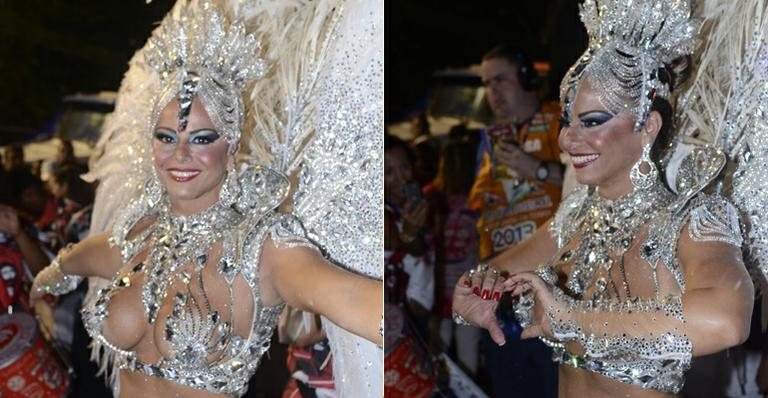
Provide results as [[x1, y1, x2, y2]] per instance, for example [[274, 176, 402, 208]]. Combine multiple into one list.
[[144, 0, 268, 147], [561, 0, 700, 131]]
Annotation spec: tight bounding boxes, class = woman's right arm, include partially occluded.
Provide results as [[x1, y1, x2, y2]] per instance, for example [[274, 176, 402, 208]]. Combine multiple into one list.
[[30, 232, 123, 304], [57, 232, 123, 278], [487, 218, 558, 274]]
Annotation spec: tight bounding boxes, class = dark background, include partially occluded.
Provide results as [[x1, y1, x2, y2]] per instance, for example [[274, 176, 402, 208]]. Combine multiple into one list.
[[0, 0, 588, 141], [386, 0, 588, 123], [0, 0, 175, 143]]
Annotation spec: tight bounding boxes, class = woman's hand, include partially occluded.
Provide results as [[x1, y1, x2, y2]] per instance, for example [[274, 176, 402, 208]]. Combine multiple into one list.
[[400, 198, 427, 239], [504, 272, 561, 340], [30, 265, 55, 307], [452, 266, 507, 345]]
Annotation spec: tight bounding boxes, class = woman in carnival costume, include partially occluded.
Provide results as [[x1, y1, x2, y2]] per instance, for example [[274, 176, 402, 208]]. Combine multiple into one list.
[[453, 0, 768, 396], [31, 1, 384, 397]]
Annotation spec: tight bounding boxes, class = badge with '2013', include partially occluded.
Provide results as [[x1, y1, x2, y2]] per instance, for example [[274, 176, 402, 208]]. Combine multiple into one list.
[[491, 221, 536, 252]]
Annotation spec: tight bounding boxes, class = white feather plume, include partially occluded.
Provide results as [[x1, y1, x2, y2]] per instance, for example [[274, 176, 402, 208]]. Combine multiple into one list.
[[675, 0, 768, 283]]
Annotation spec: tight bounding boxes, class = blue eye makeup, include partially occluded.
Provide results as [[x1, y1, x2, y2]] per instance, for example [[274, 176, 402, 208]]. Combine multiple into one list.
[[154, 128, 178, 144], [189, 129, 221, 145], [153, 128, 220, 145], [577, 111, 614, 128]]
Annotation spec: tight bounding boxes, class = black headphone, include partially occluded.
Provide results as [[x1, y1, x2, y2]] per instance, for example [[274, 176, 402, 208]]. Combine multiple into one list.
[[509, 51, 539, 92], [485, 45, 540, 92]]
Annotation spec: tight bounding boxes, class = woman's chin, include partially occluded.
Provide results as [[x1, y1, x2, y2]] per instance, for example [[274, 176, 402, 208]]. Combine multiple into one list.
[[167, 190, 218, 213], [573, 172, 599, 187]]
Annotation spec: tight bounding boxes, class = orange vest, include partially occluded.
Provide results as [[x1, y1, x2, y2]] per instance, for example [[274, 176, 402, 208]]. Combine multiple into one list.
[[468, 101, 562, 260]]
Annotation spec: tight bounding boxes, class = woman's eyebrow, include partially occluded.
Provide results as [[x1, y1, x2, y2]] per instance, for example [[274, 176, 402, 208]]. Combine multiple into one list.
[[188, 128, 219, 135], [577, 110, 614, 118]]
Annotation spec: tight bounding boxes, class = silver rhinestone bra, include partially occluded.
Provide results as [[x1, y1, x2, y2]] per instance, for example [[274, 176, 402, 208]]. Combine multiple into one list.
[[543, 184, 742, 393], [81, 166, 318, 396]]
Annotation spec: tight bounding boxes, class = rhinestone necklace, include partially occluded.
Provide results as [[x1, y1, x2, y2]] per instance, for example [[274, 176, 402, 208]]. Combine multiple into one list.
[[560, 181, 674, 299]]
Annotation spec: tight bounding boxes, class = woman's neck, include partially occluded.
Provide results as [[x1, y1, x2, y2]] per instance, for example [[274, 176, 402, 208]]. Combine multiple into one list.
[[168, 186, 223, 216], [595, 174, 635, 200]]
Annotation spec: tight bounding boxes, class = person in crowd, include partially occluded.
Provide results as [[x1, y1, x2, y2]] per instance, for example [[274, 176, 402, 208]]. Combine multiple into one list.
[[280, 311, 335, 398], [8, 169, 78, 254], [430, 129, 481, 377], [47, 165, 108, 396], [3, 144, 27, 173], [469, 44, 563, 397], [453, 0, 756, 396], [0, 169, 48, 310], [385, 134, 433, 337], [30, 3, 383, 397], [42, 139, 86, 182], [385, 136, 438, 397], [48, 166, 94, 243]]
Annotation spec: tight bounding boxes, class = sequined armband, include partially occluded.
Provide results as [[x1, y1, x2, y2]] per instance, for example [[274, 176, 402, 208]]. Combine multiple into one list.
[[35, 246, 83, 296]]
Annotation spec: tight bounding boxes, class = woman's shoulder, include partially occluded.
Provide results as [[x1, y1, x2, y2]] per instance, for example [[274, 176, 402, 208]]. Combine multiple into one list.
[[644, 192, 741, 261], [124, 215, 156, 240], [550, 185, 590, 245], [677, 193, 742, 246], [238, 212, 319, 261]]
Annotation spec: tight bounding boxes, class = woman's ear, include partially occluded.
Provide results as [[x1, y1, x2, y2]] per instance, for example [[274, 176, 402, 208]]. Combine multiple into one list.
[[644, 110, 663, 144]]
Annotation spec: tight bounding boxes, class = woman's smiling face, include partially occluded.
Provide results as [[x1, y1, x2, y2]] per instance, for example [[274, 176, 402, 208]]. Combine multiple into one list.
[[558, 78, 646, 197], [152, 99, 231, 214]]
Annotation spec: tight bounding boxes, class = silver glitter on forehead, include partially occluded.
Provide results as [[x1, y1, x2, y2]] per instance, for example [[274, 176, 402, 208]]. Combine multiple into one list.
[[560, 0, 700, 131], [177, 71, 200, 131], [145, 0, 268, 145]]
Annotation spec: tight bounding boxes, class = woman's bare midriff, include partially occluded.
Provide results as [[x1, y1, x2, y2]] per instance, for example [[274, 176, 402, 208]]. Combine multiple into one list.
[[559, 365, 677, 398], [119, 371, 232, 398]]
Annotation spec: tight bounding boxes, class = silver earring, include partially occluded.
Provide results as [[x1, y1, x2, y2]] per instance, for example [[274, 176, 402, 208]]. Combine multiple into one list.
[[219, 165, 241, 207], [630, 142, 658, 190], [145, 172, 164, 207]]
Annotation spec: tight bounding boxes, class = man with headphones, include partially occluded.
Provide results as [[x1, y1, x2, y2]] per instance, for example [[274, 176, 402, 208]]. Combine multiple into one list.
[[467, 45, 562, 397]]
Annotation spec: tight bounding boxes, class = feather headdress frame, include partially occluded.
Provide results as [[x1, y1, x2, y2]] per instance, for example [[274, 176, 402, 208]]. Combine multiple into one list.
[[561, 0, 700, 131], [144, 0, 268, 149]]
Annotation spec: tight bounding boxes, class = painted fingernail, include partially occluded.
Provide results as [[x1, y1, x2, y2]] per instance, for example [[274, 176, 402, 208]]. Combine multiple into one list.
[[463, 279, 471, 287], [492, 291, 500, 301], [472, 287, 481, 296], [481, 289, 489, 300]]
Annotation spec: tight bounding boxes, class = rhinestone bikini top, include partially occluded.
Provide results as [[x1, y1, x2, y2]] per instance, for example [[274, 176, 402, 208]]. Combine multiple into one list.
[[81, 166, 317, 396]]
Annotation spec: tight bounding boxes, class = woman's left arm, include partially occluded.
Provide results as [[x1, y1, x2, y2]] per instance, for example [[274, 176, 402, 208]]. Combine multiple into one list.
[[673, 230, 754, 355], [260, 236, 383, 346]]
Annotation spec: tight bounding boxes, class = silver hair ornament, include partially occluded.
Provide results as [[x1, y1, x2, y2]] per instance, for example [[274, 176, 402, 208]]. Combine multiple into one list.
[[144, 1, 268, 147], [560, 0, 700, 131]]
